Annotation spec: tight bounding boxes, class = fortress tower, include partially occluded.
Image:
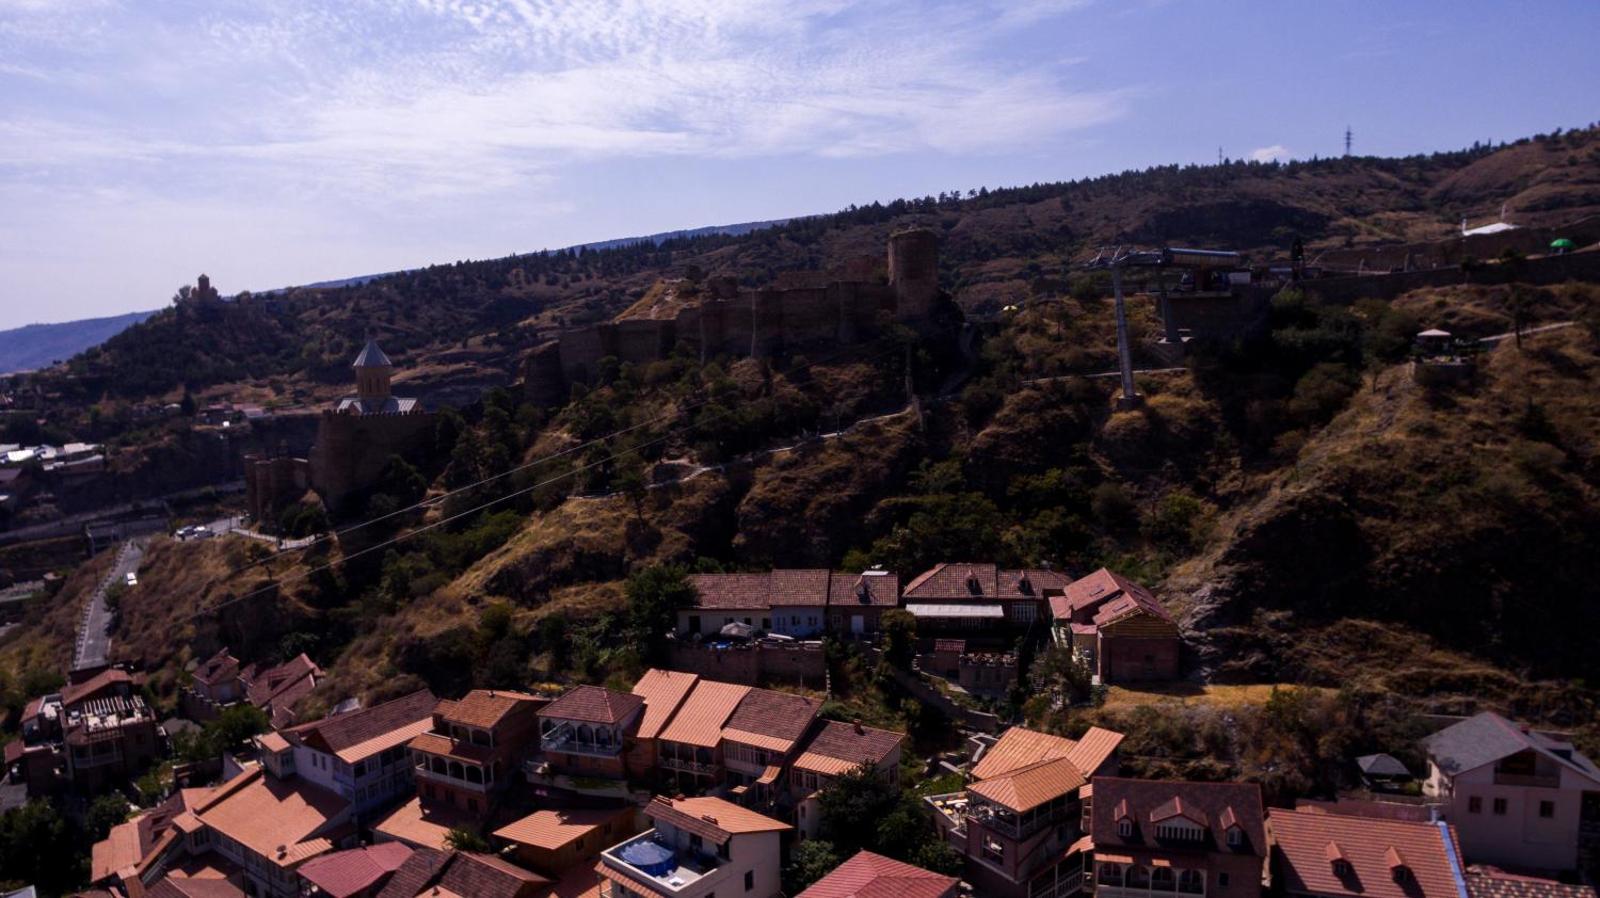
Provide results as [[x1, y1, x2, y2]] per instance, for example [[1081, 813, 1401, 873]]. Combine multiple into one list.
[[887, 227, 939, 323]]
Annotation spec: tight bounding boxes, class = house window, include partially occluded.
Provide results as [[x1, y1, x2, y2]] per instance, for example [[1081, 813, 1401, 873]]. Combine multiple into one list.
[[1468, 797, 1482, 813], [1493, 798, 1507, 815], [354, 762, 366, 777], [690, 834, 703, 852], [1332, 859, 1351, 876], [1118, 820, 1133, 837], [1394, 867, 1414, 885], [1226, 827, 1242, 847], [745, 870, 755, 891], [982, 836, 1005, 863], [1540, 800, 1555, 818]]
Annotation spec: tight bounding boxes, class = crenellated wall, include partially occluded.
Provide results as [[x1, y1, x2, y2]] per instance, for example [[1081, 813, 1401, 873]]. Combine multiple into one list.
[[524, 229, 940, 402]]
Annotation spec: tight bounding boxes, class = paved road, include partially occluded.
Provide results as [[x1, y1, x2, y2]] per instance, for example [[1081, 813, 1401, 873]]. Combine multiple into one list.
[[1478, 321, 1575, 344], [73, 539, 143, 671]]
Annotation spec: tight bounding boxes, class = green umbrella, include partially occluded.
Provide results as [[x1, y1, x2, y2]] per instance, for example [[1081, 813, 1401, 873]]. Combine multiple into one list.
[[1551, 238, 1576, 250]]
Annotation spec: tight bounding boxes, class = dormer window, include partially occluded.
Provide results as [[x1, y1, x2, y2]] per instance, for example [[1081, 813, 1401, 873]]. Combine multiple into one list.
[[1118, 819, 1133, 837], [1394, 866, 1414, 885], [1333, 859, 1352, 876], [1226, 826, 1242, 847]]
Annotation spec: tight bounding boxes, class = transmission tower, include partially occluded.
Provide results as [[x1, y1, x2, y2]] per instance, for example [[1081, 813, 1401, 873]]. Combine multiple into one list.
[[1344, 126, 1353, 156]]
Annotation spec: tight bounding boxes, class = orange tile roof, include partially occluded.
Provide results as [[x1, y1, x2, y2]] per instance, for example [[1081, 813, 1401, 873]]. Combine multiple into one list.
[[1065, 726, 1125, 776], [657, 680, 749, 748], [256, 731, 290, 753], [968, 757, 1087, 812], [630, 669, 699, 740], [442, 690, 546, 729], [92, 817, 146, 882], [645, 796, 791, 844], [61, 668, 134, 708], [494, 808, 623, 851], [971, 726, 1077, 780], [287, 689, 437, 764], [795, 849, 958, 898], [194, 768, 347, 869], [1271, 810, 1463, 898], [371, 797, 469, 851]]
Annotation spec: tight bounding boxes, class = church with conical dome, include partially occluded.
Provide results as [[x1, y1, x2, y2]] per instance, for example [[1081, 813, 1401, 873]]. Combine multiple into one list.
[[246, 337, 437, 525]]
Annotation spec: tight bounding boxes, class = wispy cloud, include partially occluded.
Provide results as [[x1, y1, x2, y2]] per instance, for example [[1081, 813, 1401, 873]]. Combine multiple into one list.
[[1, 0, 1129, 202]]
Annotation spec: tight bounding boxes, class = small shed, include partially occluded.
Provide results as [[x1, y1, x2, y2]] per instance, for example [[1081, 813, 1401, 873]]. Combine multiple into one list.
[[1355, 752, 1413, 788]]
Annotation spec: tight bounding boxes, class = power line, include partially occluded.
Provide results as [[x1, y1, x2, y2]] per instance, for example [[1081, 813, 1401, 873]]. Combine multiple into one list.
[[242, 336, 914, 568], [190, 339, 914, 620]]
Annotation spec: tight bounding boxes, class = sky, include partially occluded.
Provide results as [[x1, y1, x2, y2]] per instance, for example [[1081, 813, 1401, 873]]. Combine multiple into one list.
[[2, 0, 1598, 329]]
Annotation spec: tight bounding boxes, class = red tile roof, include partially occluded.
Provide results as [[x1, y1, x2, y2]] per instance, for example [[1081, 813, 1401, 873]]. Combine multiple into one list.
[[723, 688, 822, 750], [904, 564, 1068, 602], [795, 850, 958, 898], [1050, 568, 1169, 624], [286, 689, 437, 763], [657, 679, 749, 748], [793, 720, 905, 776], [629, 669, 699, 740], [1271, 809, 1463, 898], [296, 843, 413, 898], [1467, 869, 1598, 898], [192, 648, 241, 688], [1091, 777, 1267, 858], [373, 848, 548, 898], [689, 570, 900, 611], [539, 685, 645, 725], [440, 690, 546, 729], [61, 668, 134, 708]]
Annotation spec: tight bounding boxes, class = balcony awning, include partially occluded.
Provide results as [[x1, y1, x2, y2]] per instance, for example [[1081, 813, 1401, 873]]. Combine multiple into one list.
[[905, 603, 1005, 619], [757, 765, 781, 786]]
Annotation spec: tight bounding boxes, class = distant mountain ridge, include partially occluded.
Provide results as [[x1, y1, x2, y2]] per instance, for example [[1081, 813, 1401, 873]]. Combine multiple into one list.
[[287, 218, 789, 291], [0, 219, 788, 375], [0, 309, 159, 375]]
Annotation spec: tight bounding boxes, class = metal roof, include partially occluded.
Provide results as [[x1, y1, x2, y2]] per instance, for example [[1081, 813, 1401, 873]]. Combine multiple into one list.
[[352, 339, 393, 368], [904, 603, 1004, 618]]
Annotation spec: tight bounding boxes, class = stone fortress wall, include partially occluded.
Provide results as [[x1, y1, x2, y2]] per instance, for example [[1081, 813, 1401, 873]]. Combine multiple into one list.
[[525, 228, 940, 403]]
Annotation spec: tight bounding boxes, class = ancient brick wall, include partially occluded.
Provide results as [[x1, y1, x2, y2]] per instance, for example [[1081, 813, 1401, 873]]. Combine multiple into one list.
[[309, 410, 437, 515], [524, 232, 941, 402], [664, 641, 826, 686]]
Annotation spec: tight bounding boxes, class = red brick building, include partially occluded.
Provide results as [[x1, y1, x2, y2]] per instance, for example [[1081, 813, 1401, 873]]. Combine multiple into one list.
[[1089, 777, 1268, 898], [536, 685, 646, 781], [1049, 569, 1181, 684]]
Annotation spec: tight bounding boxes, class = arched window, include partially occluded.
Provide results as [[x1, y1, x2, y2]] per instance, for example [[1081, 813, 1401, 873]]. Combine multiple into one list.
[[1127, 866, 1151, 889], [1151, 866, 1176, 891], [448, 761, 464, 780], [465, 766, 483, 785], [1098, 863, 1123, 886], [431, 756, 446, 775], [577, 724, 594, 744], [597, 728, 611, 747], [1179, 870, 1205, 894]]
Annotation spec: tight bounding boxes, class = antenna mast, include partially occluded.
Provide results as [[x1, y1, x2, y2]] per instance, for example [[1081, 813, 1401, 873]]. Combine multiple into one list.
[[1344, 126, 1353, 157]]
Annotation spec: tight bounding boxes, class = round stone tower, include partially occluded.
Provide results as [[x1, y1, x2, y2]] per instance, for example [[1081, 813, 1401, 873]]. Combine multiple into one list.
[[887, 228, 939, 323]]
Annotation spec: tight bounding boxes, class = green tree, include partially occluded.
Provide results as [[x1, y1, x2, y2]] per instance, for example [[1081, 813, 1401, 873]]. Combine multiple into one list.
[[818, 766, 901, 857], [624, 565, 695, 663], [86, 793, 132, 840], [783, 839, 842, 895], [445, 825, 491, 853], [880, 609, 917, 670], [0, 800, 86, 894]]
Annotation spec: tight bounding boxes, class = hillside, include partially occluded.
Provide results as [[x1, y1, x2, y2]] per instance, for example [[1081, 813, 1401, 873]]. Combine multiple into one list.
[[0, 309, 156, 374], [4, 125, 1600, 749], [16, 126, 1599, 423]]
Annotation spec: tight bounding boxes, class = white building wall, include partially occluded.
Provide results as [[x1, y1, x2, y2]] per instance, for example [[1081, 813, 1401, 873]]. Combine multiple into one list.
[[1440, 762, 1594, 872]]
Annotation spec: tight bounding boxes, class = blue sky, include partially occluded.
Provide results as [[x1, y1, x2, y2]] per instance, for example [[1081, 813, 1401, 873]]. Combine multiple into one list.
[[2, 0, 1597, 329]]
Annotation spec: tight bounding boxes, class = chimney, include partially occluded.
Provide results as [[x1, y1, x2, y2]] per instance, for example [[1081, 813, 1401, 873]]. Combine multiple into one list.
[[854, 718, 864, 735]]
